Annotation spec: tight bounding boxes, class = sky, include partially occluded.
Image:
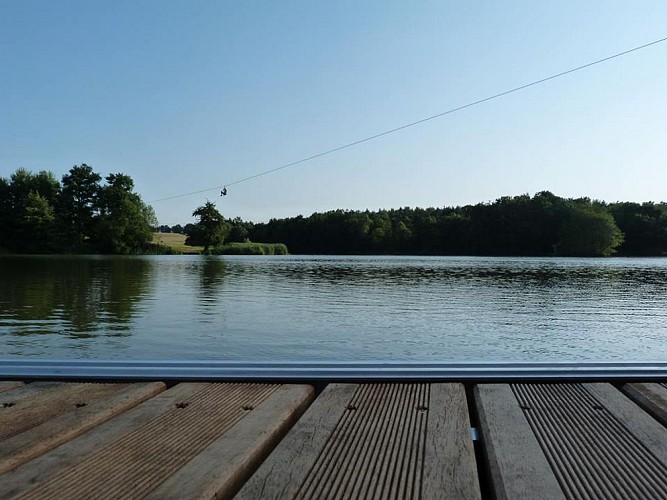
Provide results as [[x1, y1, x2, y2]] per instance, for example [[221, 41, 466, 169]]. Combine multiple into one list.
[[1, 1, 666, 225]]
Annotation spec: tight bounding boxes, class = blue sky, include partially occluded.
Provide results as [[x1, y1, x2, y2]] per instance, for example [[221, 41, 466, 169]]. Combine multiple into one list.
[[1, 1, 666, 225]]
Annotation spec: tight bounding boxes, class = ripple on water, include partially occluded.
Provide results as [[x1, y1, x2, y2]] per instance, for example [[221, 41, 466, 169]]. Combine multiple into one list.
[[1, 255, 667, 361]]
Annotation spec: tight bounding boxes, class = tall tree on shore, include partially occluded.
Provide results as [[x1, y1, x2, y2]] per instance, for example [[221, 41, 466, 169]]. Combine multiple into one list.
[[60, 164, 102, 249], [186, 201, 229, 253], [0, 169, 61, 252], [95, 173, 157, 254], [19, 192, 57, 253], [0, 165, 156, 254]]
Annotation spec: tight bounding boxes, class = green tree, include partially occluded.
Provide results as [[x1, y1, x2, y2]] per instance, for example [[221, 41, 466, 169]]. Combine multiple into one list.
[[0, 169, 61, 252], [60, 164, 102, 248], [186, 201, 229, 253], [609, 202, 667, 255], [95, 173, 157, 254], [19, 191, 57, 253], [0, 166, 163, 255], [556, 207, 624, 256], [5, 168, 58, 203], [0, 176, 14, 250], [227, 217, 250, 242]]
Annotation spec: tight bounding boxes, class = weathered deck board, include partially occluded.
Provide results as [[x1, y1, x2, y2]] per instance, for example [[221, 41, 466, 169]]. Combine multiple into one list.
[[584, 383, 667, 466], [0, 381, 23, 393], [238, 383, 480, 499], [0, 381, 136, 441], [236, 383, 358, 499], [622, 382, 667, 427], [0, 382, 312, 499], [0, 382, 212, 498], [421, 383, 480, 499], [479, 382, 667, 500], [147, 384, 314, 499], [0, 381, 165, 474], [474, 384, 565, 500], [1, 379, 665, 499]]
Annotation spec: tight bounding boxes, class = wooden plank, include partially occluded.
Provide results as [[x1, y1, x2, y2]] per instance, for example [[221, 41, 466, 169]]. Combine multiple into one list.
[[622, 382, 667, 427], [0, 381, 69, 407], [236, 383, 358, 499], [370, 384, 428, 499], [304, 383, 431, 499], [474, 384, 565, 500], [147, 384, 315, 499], [239, 383, 480, 500], [0, 382, 210, 499], [0, 381, 134, 440], [300, 384, 424, 498], [6, 383, 300, 499], [512, 383, 667, 499], [0, 381, 165, 474], [585, 383, 667, 465], [0, 381, 23, 394], [422, 384, 481, 499]]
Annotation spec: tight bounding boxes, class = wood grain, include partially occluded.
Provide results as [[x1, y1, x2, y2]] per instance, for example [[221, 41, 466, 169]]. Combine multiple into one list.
[[236, 383, 358, 499], [586, 383, 667, 465], [422, 383, 481, 499], [0, 381, 165, 474], [0, 382, 210, 498], [240, 383, 479, 500], [474, 384, 565, 500], [0, 381, 132, 440], [15, 383, 281, 499], [0, 381, 24, 394], [622, 382, 667, 427], [147, 384, 315, 499]]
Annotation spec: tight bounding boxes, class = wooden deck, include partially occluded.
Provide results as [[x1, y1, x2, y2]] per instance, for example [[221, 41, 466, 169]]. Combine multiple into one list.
[[0, 379, 665, 499]]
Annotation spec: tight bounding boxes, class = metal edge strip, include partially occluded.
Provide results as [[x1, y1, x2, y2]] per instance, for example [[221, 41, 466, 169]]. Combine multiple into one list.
[[0, 360, 665, 381]]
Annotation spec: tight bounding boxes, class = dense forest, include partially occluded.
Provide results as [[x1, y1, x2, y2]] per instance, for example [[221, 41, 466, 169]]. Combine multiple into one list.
[[0, 165, 156, 254], [213, 192, 666, 257], [3, 165, 666, 257]]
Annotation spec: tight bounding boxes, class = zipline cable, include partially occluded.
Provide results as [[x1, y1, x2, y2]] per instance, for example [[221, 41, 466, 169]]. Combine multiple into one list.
[[150, 35, 667, 203]]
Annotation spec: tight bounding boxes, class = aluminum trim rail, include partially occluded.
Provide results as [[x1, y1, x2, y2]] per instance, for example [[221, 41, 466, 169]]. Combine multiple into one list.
[[0, 360, 666, 381]]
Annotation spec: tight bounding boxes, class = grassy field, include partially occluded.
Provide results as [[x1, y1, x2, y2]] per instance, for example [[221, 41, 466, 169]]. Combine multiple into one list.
[[152, 233, 288, 255], [152, 233, 203, 254]]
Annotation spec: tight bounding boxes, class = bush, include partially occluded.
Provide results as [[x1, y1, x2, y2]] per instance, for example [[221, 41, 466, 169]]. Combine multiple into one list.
[[210, 242, 288, 255], [143, 242, 182, 255]]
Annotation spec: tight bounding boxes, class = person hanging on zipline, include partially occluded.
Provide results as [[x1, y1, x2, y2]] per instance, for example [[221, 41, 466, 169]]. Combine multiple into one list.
[[221, 187, 227, 196]]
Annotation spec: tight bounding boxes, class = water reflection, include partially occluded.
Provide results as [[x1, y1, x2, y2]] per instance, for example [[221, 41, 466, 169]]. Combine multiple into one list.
[[1, 255, 666, 361], [0, 256, 155, 338], [195, 257, 227, 313]]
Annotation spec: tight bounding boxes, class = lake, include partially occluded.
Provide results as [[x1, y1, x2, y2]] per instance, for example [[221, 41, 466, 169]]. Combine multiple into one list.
[[1, 255, 666, 362]]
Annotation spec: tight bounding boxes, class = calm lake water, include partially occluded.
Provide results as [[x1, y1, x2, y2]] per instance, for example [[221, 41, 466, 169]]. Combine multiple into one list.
[[1, 255, 666, 362]]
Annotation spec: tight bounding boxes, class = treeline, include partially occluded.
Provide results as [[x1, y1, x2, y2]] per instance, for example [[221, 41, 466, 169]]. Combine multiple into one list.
[[225, 192, 666, 257], [156, 223, 189, 234], [0, 165, 157, 254]]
